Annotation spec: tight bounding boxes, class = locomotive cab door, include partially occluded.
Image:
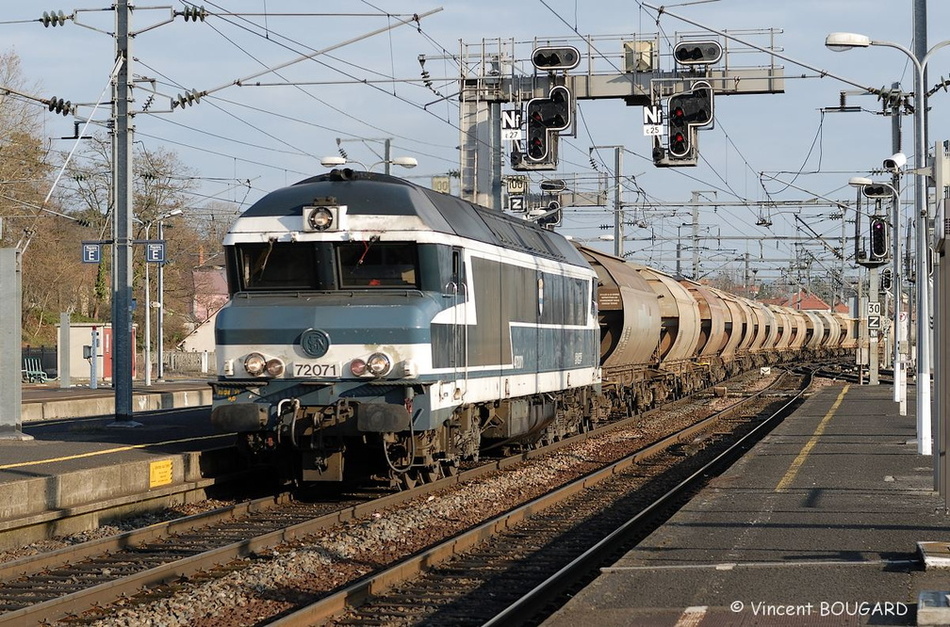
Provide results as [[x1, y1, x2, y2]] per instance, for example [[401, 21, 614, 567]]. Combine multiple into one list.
[[446, 247, 469, 399]]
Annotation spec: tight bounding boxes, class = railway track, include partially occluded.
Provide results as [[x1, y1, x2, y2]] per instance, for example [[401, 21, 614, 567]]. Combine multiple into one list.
[[0, 367, 821, 626], [278, 367, 815, 626]]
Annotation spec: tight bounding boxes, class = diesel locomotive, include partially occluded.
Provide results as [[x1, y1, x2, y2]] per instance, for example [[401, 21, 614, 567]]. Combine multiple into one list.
[[210, 169, 855, 486]]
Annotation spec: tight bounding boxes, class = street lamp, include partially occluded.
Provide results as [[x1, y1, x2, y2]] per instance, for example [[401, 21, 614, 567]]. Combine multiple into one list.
[[826, 32, 950, 455], [136, 208, 182, 387], [155, 209, 182, 382], [849, 176, 906, 413], [319, 155, 418, 171]]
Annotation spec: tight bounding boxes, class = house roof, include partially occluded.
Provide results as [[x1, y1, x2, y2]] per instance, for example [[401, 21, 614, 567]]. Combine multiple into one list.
[[762, 290, 832, 311]]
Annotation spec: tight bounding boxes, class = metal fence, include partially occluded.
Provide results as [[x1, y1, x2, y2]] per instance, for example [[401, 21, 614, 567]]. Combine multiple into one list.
[[21, 347, 216, 381]]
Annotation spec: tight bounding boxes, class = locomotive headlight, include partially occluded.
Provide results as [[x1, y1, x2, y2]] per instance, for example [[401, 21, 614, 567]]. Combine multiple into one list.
[[244, 352, 267, 376], [265, 358, 285, 377], [307, 207, 334, 231], [350, 358, 367, 376], [366, 352, 392, 377]]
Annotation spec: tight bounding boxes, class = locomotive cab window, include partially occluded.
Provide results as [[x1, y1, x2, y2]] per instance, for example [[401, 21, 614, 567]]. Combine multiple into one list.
[[237, 240, 321, 290], [338, 241, 419, 289]]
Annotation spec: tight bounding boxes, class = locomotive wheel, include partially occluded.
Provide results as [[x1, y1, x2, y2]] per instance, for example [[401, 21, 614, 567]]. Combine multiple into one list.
[[398, 470, 419, 490], [421, 463, 444, 484]]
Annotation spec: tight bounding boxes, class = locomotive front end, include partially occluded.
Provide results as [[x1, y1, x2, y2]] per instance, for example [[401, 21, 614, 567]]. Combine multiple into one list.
[[211, 174, 467, 484]]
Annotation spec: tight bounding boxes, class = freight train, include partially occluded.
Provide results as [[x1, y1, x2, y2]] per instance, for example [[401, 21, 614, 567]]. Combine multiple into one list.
[[210, 169, 856, 486]]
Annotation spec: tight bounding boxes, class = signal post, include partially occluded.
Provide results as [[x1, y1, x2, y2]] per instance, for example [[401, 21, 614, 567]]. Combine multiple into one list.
[[851, 181, 892, 386]]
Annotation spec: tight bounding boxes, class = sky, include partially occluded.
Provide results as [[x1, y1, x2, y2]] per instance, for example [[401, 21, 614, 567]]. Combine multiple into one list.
[[3, 0, 950, 290]]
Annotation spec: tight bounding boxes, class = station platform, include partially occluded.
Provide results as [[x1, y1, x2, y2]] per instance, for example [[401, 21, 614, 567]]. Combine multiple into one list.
[[544, 382, 950, 627], [0, 380, 236, 547], [19, 379, 213, 423]]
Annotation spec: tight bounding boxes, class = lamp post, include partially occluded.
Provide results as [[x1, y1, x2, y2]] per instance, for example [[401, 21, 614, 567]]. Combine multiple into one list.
[[137, 209, 182, 387], [319, 155, 418, 172], [826, 32, 950, 455], [155, 208, 182, 381], [850, 176, 906, 413]]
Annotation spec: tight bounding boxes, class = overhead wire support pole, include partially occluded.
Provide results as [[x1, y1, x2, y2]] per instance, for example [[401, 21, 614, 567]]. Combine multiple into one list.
[[614, 148, 622, 257], [109, 0, 140, 427], [889, 82, 907, 416], [913, 0, 933, 457], [590, 146, 624, 256]]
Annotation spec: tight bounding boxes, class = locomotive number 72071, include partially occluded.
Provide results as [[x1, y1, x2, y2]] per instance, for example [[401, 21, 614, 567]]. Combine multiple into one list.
[[294, 363, 338, 377]]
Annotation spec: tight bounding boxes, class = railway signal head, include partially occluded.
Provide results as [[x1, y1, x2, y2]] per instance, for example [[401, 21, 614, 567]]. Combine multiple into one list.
[[862, 184, 891, 199], [869, 216, 889, 261], [667, 81, 713, 159], [881, 268, 892, 290], [524, 86, 573, 163], [531, 46, 581, 71], [673, 41, 723, 65]]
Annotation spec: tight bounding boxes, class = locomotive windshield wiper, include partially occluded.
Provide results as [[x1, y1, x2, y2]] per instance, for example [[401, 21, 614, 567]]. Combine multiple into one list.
[[356, 235, 381, 266], [253, 238, 276, 279]]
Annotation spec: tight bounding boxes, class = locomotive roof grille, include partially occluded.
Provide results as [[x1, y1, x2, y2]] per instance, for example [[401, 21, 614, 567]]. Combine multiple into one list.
[[238, 170, 586, 267]]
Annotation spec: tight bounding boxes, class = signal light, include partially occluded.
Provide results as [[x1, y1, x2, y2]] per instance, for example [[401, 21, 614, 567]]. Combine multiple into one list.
[[47, 96, 72, 116], [40, 10, 67, 27], [862, 184, 891, 199], [881, 268, 892, 290], [531, 46, 581, 71], [673, 41, 723, 65], [537, 201, 562, 228], [524, 86, 573, 163], [869, 217, 889, 262], [667, 81, 713, 159]]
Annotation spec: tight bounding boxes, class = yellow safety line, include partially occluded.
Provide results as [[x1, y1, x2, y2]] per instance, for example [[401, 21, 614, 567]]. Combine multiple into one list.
[[0, 434, 227, 471], [775, 384, 850, 492]]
